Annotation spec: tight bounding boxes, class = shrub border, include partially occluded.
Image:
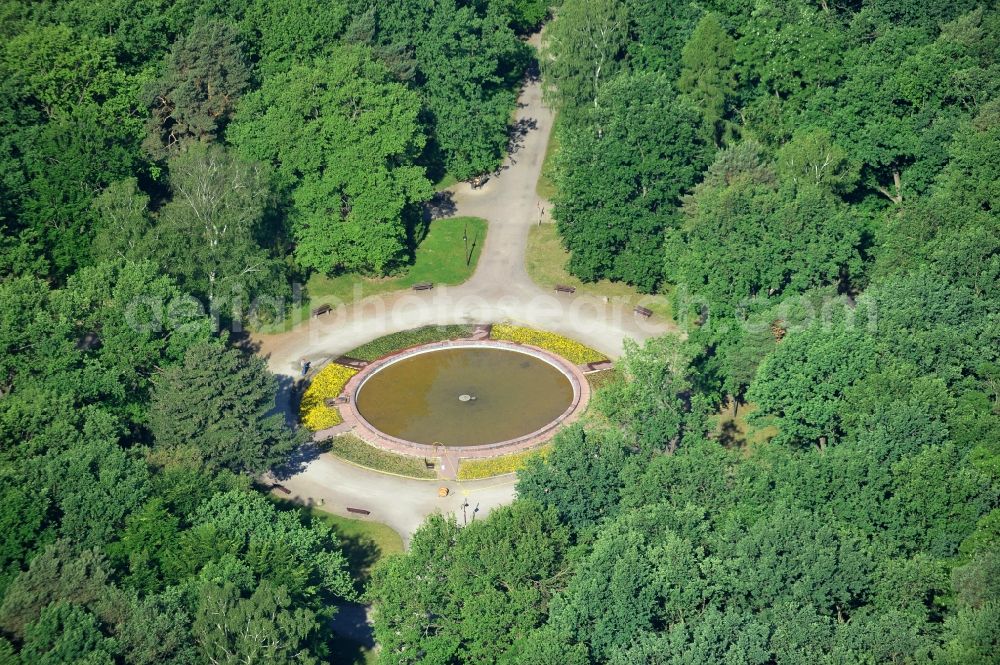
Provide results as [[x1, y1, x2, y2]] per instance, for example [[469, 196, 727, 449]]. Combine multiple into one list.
[[456, 444, 552, 480], [299, 364, 359, 431], [344, 324, 476, 362], [324, 434, 437, 480], [489, 323, 607, 364]]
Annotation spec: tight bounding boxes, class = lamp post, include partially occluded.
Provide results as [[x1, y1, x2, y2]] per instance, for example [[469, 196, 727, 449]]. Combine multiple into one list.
[[464, 220, 470, 266]]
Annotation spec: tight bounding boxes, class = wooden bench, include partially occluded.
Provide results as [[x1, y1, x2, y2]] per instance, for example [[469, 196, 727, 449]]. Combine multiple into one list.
[[412, 282, 433, 291], [323, 396, 350, 407], [311, 304, 332, 317], [633, 306, 653, 319], [346, 507, 371, 516], [272, 484, 291, 495], [424, 458, 436, 470], [554, 284, 576, 294]]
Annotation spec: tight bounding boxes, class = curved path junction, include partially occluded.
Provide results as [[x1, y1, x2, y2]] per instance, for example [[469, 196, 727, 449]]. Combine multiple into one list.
[[255, 38, 672, 545]]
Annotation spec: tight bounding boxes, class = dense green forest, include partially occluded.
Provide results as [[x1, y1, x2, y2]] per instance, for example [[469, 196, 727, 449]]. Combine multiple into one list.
[[0, 0, 542, 662], [369, 1, 1000, 664], [1, 0, 998, 663], [0, 0, 543, 287]]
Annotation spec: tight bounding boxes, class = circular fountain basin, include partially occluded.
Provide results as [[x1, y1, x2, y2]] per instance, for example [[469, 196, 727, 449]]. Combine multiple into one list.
[[354, 344, 576, 448]]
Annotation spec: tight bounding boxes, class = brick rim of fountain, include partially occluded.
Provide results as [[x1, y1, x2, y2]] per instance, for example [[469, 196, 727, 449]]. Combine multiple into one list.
[[337, 339, 591, 460]]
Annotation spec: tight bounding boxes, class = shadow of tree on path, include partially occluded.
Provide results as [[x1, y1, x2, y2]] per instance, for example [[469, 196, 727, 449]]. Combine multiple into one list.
[[508, 117, 538, 157], [424, 191, 457, 222], [272, 439, 324, 480]]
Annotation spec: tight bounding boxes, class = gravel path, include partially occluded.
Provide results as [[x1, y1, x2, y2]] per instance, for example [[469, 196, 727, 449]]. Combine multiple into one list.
[[254, 34, 671, 546]]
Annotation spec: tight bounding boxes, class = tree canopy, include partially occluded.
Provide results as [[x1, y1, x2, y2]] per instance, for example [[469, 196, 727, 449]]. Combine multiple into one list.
[[0, 1, 997, 662], [371, 3, 1000, 663], [229, 47, 431, 275], [0, 1, 545, 658]]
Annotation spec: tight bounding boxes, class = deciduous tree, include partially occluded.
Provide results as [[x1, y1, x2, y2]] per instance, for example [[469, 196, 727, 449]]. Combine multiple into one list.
[[230, 47, 431, 275], [748, 323, 877, 449], [541, 0, 628, 118], [153, 143, 283, 303], [666, 141, 863, 317], [553, 72, 712, 290], [193, 582, 319, 665], [20, 601, 117, 665]]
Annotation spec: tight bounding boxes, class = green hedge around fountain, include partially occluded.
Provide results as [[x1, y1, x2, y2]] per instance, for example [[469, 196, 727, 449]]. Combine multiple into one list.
[[345, 325, 476, 361], [324, 434, 436, 479]]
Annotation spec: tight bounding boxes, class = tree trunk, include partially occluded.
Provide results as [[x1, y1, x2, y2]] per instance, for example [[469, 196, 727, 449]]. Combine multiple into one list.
[[876, 170, 903, 204]]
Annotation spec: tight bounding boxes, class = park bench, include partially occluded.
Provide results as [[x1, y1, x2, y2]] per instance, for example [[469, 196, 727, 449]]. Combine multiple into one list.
[[311, 304, 332, 317], [633, 305, 653, 319], [424, 458, 436, 470], [272, 484, 291, 495], [470, 175, 489, 189], [554, 284, 576, 294], [323, 396, 350, 407], [412, 281, 434, 291], [346, 507, 371, 515]]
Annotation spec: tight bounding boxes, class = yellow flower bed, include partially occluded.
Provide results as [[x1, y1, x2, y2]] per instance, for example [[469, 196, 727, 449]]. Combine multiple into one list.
[[490, 324, 606, 364], [299, 364, 358, 431], [457, 446, 551, 480]]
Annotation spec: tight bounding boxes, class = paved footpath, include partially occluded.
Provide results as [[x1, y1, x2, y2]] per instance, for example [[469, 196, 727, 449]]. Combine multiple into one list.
[[274, 453, 516, 548], [253, 33, 671, 546]]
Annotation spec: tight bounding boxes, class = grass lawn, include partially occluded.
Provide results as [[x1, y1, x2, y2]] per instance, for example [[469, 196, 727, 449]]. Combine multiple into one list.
[[434, 172, 459, 190], [258, 216, 487, 333], [585, 368, 620, 392], [323, 510, 399, 664], [711, 400, 779, 449], [526, 223, 674, 321], [536, 116, 560, 200]]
